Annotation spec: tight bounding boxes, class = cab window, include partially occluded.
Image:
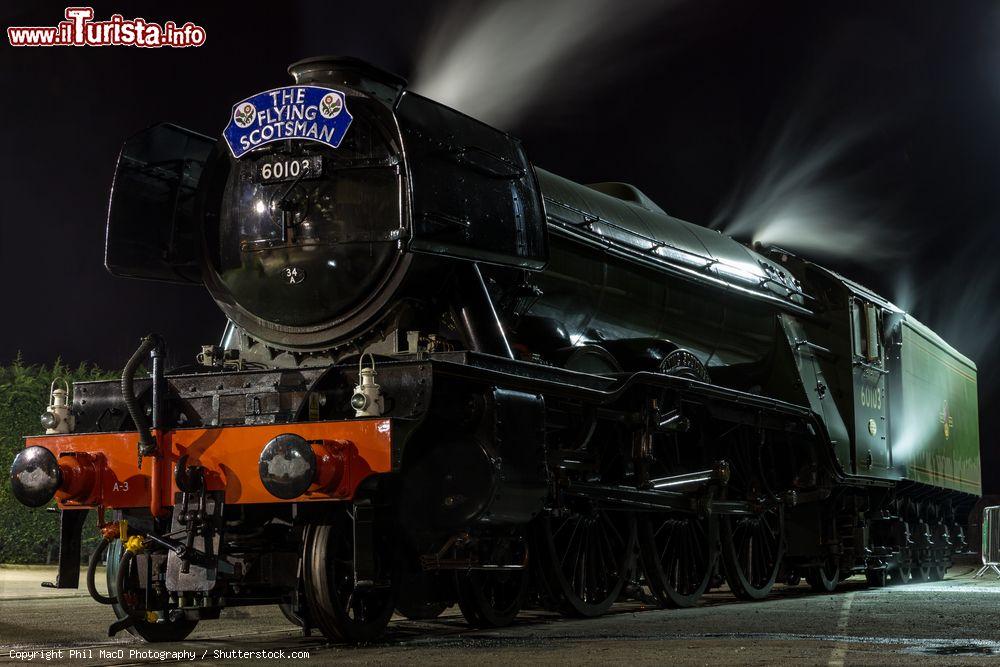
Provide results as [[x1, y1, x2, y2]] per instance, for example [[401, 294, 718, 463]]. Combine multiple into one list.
[[851, 298, 883, 364]]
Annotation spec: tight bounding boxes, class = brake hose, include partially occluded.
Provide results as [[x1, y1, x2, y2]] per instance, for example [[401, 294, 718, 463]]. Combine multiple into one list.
[[115, 549, 138, 617], [86, 537, 116, 605]]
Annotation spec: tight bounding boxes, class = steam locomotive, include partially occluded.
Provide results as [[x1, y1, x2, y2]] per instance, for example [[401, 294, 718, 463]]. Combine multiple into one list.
[[9, 57, 981, 643]]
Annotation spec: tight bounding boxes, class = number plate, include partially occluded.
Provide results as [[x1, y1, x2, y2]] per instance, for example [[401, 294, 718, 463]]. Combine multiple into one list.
[[254, 156, 323, 184]]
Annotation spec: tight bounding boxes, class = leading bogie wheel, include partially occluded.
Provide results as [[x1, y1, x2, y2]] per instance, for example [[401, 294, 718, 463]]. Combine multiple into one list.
[[456, 531, 530, 628], [456, 570, 528, 628], [105, 539, 198, 642], [302, 518, 396, 644]]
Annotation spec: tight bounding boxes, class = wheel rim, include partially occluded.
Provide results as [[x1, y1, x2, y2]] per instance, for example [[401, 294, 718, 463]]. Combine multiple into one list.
[[303, 521, 395, 643], [720, 505, 784, 600], [535, 507, 636, 617], [640, 513, 716, 607], [807, 557, 840, 592]]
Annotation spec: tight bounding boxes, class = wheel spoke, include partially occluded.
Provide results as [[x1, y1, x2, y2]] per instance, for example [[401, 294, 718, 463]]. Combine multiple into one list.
[[559, 518, 583, 569]]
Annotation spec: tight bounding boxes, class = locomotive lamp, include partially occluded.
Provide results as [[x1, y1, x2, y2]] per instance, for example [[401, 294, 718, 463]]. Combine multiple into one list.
[[40, 378, 75, 434], [351, 353, 384, 417]]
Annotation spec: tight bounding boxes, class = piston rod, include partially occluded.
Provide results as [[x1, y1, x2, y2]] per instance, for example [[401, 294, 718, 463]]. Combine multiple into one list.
[[648, 462, 730, 491]]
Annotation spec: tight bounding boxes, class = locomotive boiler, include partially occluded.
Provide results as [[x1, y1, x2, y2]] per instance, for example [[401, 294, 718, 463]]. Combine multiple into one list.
[[9, 56, 981, 643]]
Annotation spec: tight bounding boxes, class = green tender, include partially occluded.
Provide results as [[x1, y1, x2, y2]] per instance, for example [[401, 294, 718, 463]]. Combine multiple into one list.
[[895, 316, 981, 495]]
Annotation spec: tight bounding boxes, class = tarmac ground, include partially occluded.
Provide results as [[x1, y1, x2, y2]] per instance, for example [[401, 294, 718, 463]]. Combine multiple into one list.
[[1, 559, 998, 666]]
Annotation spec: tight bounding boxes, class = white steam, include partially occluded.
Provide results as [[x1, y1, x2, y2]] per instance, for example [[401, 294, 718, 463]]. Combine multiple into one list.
[[412, 0, 673, 129], [908, 228, 1000, 364], [712, 75, 903, 261]]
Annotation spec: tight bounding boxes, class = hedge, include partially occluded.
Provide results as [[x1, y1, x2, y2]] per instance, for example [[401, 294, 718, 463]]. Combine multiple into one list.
[[0, 357, 116, 563]]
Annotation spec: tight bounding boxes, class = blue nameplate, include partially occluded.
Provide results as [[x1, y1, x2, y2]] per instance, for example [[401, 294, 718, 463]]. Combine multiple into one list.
[[223, 86, 353, 158]]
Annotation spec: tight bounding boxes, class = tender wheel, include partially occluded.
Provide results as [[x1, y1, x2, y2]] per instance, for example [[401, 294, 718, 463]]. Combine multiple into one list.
[[105, 540, 198, 642], [639, 512, 717, 608], [303, 519, 396, 644], [928, 564, 947, 581], [910, 522, 932, 582], [888, 564, 912, 585], [720, 504, 785, 600], [928, 522, 950, 581], [533, 505, 637, 617], [805, 557, 840, 593]]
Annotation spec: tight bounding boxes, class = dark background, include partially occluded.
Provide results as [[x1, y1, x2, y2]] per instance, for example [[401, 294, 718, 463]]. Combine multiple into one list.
[[1, 1, 996, 491]]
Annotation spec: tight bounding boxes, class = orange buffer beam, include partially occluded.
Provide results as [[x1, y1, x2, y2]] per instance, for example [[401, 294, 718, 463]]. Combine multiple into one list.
[[22, 419, 395, 510]]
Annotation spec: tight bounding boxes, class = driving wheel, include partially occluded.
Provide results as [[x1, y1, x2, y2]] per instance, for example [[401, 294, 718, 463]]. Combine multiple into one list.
[[302, 517, 396, 644], [533, 504, 637, 617], [639, 512, 717, 607], [720, 504, 785, 600]]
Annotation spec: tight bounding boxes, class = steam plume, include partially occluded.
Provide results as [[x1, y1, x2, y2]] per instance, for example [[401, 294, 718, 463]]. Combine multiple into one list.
[[412, 0, 673, 129], [712, 71, 904, 261]]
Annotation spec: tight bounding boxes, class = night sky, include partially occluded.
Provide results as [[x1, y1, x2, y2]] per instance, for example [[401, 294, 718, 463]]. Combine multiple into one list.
[[1, 1, 997, 490]]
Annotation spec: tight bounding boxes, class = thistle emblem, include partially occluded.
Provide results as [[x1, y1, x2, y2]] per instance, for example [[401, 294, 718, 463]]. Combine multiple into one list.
[[320, 93, 343, 119], [234, 103, 256, 128]]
